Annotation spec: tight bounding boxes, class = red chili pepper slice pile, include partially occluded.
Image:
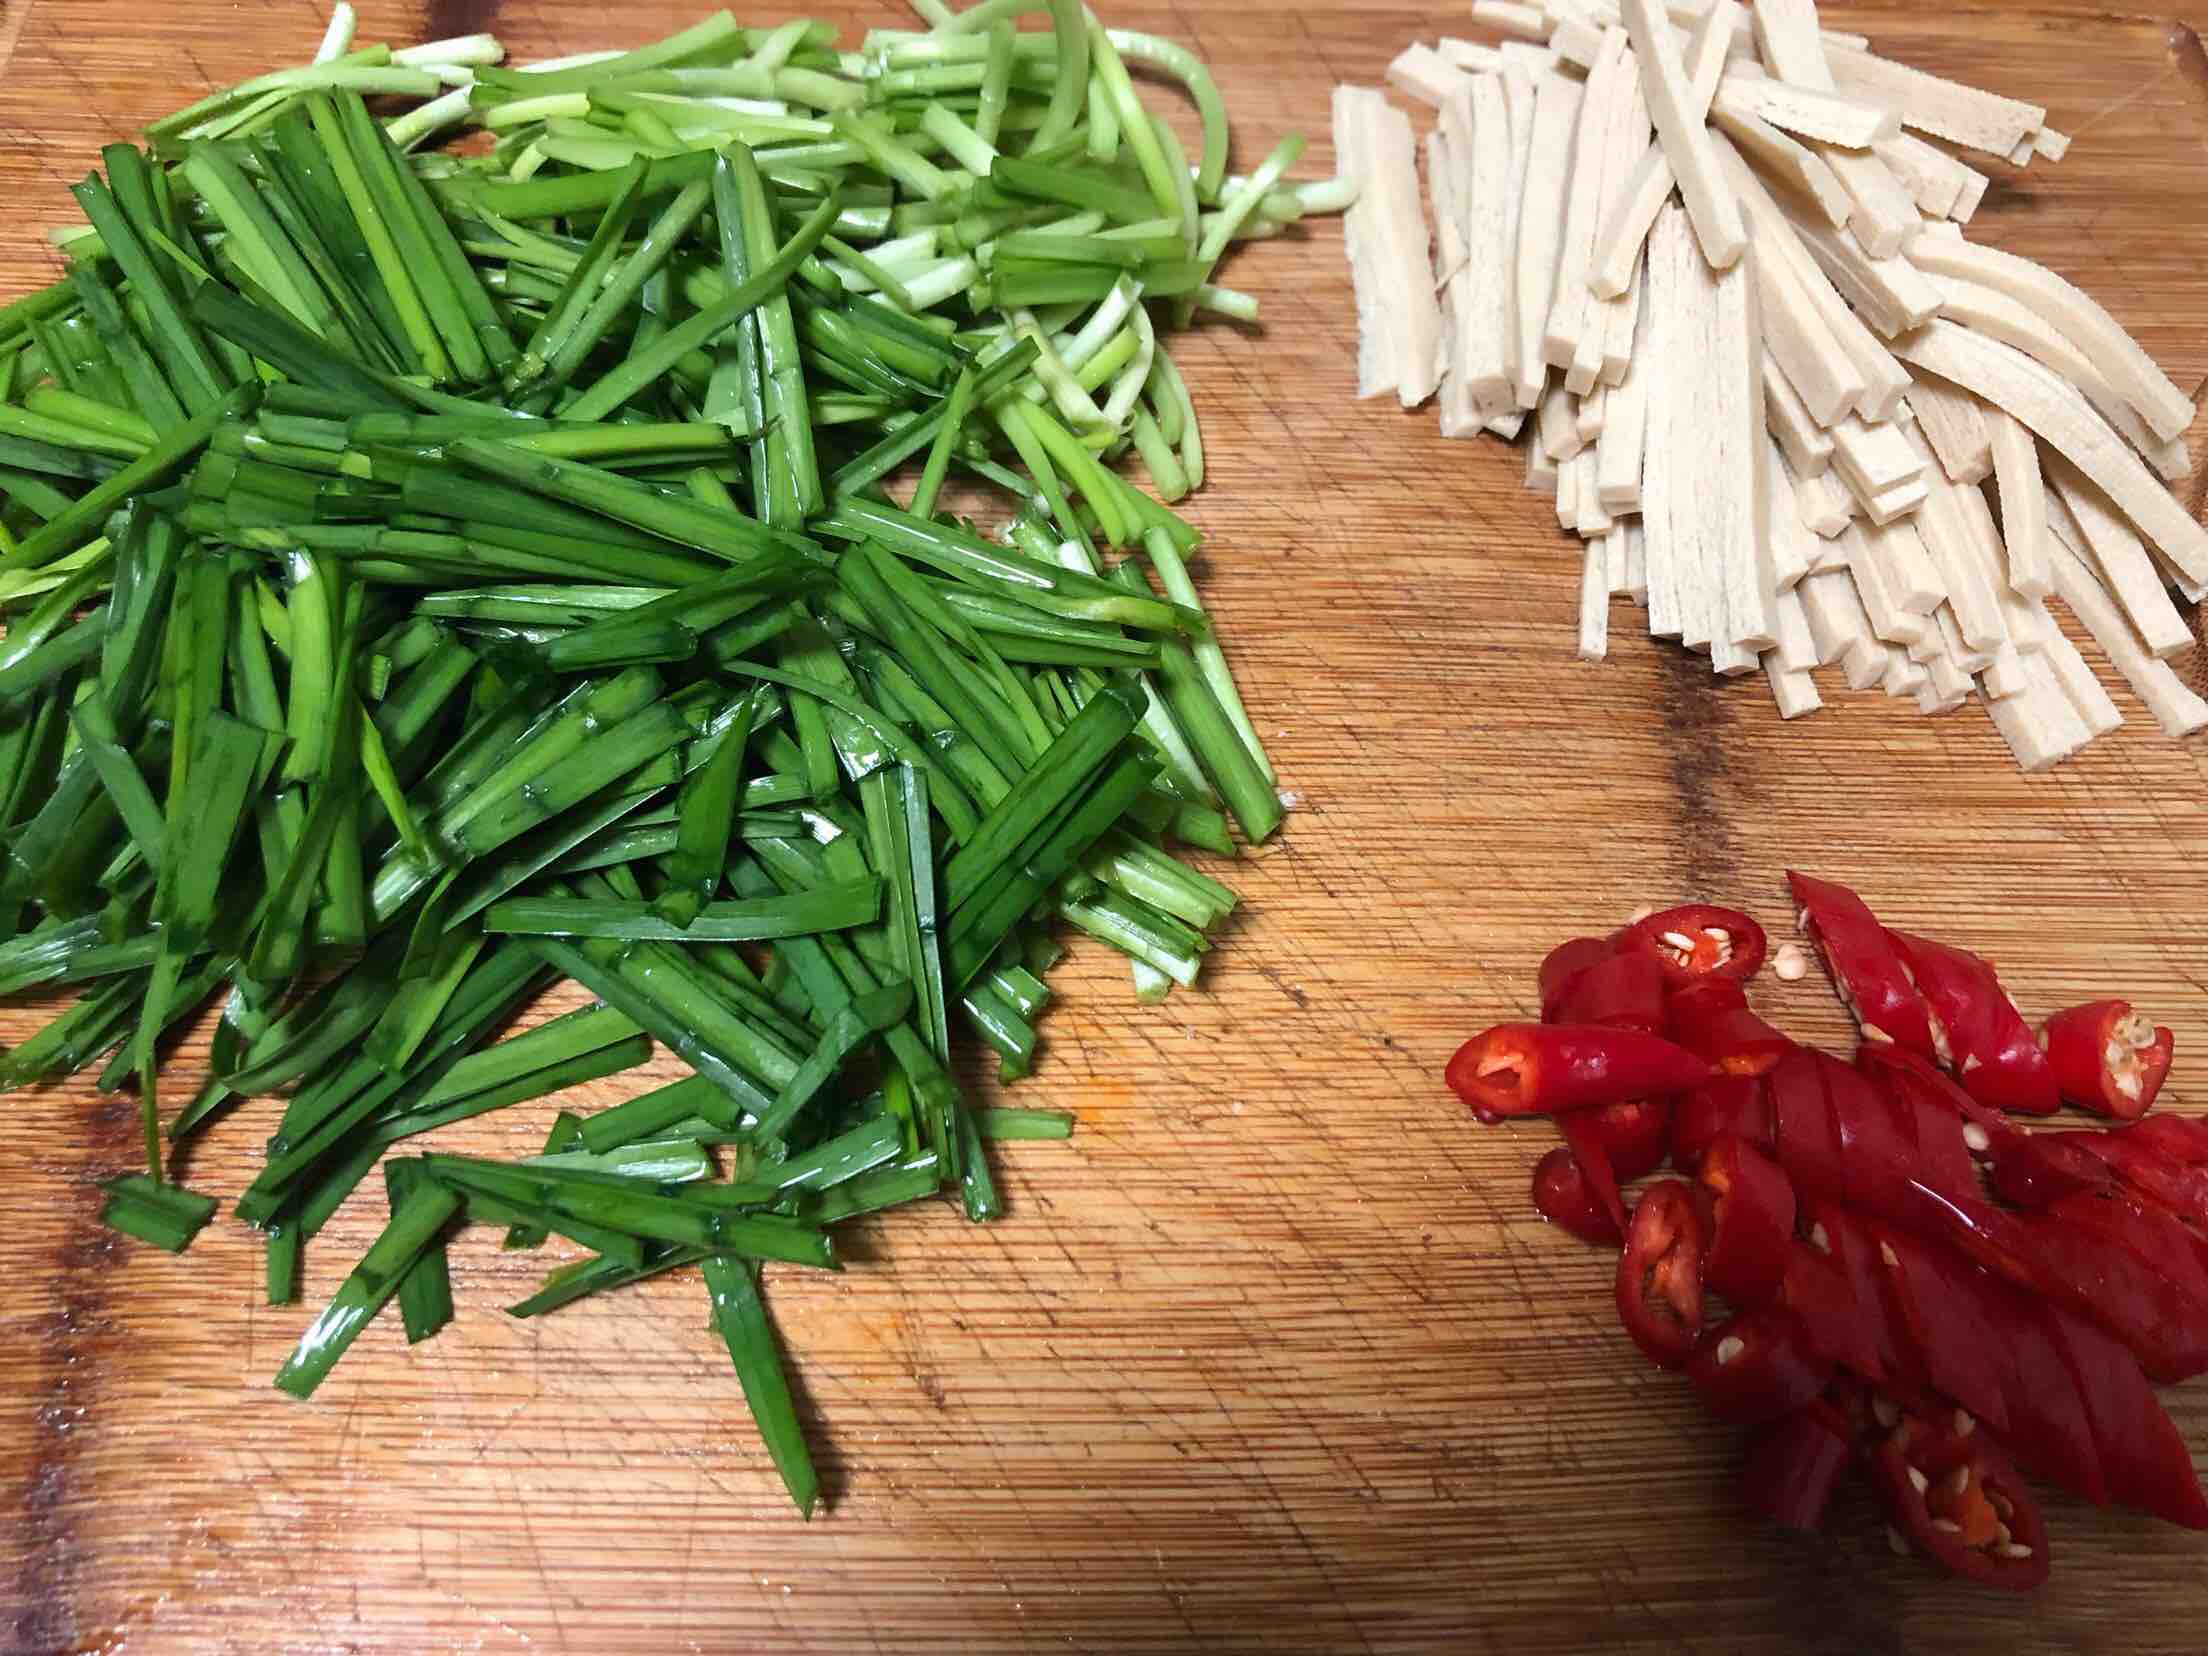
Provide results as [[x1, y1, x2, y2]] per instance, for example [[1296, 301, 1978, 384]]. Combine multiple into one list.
[[1446, 873, 2199, 1591]]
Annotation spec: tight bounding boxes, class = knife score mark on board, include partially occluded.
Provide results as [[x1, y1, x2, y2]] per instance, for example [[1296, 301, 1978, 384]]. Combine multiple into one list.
[[1656, 650, 1742, 898], [10, 1186, 131, 1653], [426, 0, 504, 39]]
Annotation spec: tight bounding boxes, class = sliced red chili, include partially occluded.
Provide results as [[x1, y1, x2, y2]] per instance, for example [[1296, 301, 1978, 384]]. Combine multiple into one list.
[[1797, 1206, 1904, 1386], [1820, 1051, 1917, 1213], [1538, 935, 1619, 1022], [1886, 930, 2059, 1114], [1558, 1112, 1628, 1238], [1977, 1276, 2107, 1509], [1695, 1134, 1796, 1306], [1778, 1236, 1886, 1384], [1671, 1074, 1773, 1168], [1884, 928, 1995, 1070], [1615, 1179, 1705, 1370], [2044, 1000, 2173, 1121], [1620, 903, 1767, 989], [2047, 1188, 2208, 1313], [1689, 1305, 1832, 1426], [1785, 872, 1937, 1056], [1866, 1225, 2014, 1438], [1531, 1145, 1622, 1246], [2040, 1303, 2208, 1530], [1853, 1043, 2011, 1143], [1446, 1023, 1713, 1121], [2122, 1114, 2208, 1166], [1577, 1097, 1672, 1182], [1985, 1128, 2112, 1208], [1871, 1411, 2050, 1590], [2065, 1131, 2208, 1229], [1767, 1045, 1845, 1203], [1739, 1402, 1852, 1532], [1896, 1182, 2208, 1382], [1552, 950, 1668, 1034], [1667, 979, 1792, 1077], [2000, 1208, 2208, 1384]]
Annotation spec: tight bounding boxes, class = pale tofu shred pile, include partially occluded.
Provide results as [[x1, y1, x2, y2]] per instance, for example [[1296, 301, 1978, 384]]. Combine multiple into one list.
[[1335, 0, 2208, 771]]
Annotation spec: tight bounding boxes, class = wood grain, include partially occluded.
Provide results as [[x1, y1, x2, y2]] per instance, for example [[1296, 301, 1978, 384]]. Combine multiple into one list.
[[3, 2, 2208, 1650]]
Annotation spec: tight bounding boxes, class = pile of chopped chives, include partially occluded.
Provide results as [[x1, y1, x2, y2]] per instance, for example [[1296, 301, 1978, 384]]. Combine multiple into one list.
[[8, 2, 1347, 1514]]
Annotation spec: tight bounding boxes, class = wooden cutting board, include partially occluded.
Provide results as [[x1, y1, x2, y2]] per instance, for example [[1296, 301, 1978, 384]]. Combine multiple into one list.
[[4, 1, 2208, 1648]]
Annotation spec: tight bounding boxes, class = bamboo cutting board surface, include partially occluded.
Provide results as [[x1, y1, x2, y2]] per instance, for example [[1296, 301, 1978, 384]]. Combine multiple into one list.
[[4, 1, 2208, 1649]]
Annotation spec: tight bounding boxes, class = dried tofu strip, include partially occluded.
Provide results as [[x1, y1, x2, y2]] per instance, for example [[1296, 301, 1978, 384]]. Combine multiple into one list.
[[1763, 354, 1835, 474], [2044, 460, 2194, 659], [1551, 15, 1609, 72], [1711, 69, 1897, 150], [1923, 610, 1979, 698], [1578, 385, 1609, 444], [1830, 413, 1921, 497], [1981, 639, 2031, 702], [1517, 72, 1587, 407], [1862, 474, 1928, 526], [1587, 3, 1729, 296], [2034, 127, 2072, 162], [1928, 274, 2186, 480], [1876, 133, 1986, 222], [1624, 0, 1746, 268], [1599, 235, 1646, 383], [1336, 88, 1443, 405], [2047, 542, 2208, 737], [1429, 123, 1482, 440], [1670, 0, 1863, 57], [1845, 517, 1938, 633], [1824, 44, 2045, 159], [1501, 40, 1561, 76], [1764, 436, 1816, 590], [2006, 133, 2040, 167], [1750, 0, 1834, 89], [1908, 450, 2009, 652], [1440, 77, 1516, 430], [1388, 43, 1470, 109], [1905, 235, 2194, 443], [1772, 581, 1819, 668], [1819, 146, 1920, 260], [2040, 629, 2124, 738], [1598, 339, 1650, 509], [1578, 538, 1612, 659], [1765, 656, 1824, 716], [1983, 653, 2094, 771], [1580, 61, 1652, 388], [1475, 0, 1554, 41], [1439, 37, 1507, 73], [1785, 210, 1941, 337], [1547, 31, 1631, 386], [1719, 141, 1908, 418], [1952, 479, 2033, 651], [1588, 147, 1673, 298], [1528, 428, 1561, 493], [1716, 244, 1776, 651], [1557, 445, 1583, 527], [1890, 319, 2208, 584], [1497, 67, 1539, 409], [1904, 374, 1993, 484], [1640, 205, 1697, 639], [1794, 460, 1854, 537], [1713, 105, 1851, 226], [1881, 641, 1930, 698], [1541, 379, 1588, 459], [1580, 462, 1616, 535], [1798, 567, 1885, 684], [1621, 519, 1650, 601]]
